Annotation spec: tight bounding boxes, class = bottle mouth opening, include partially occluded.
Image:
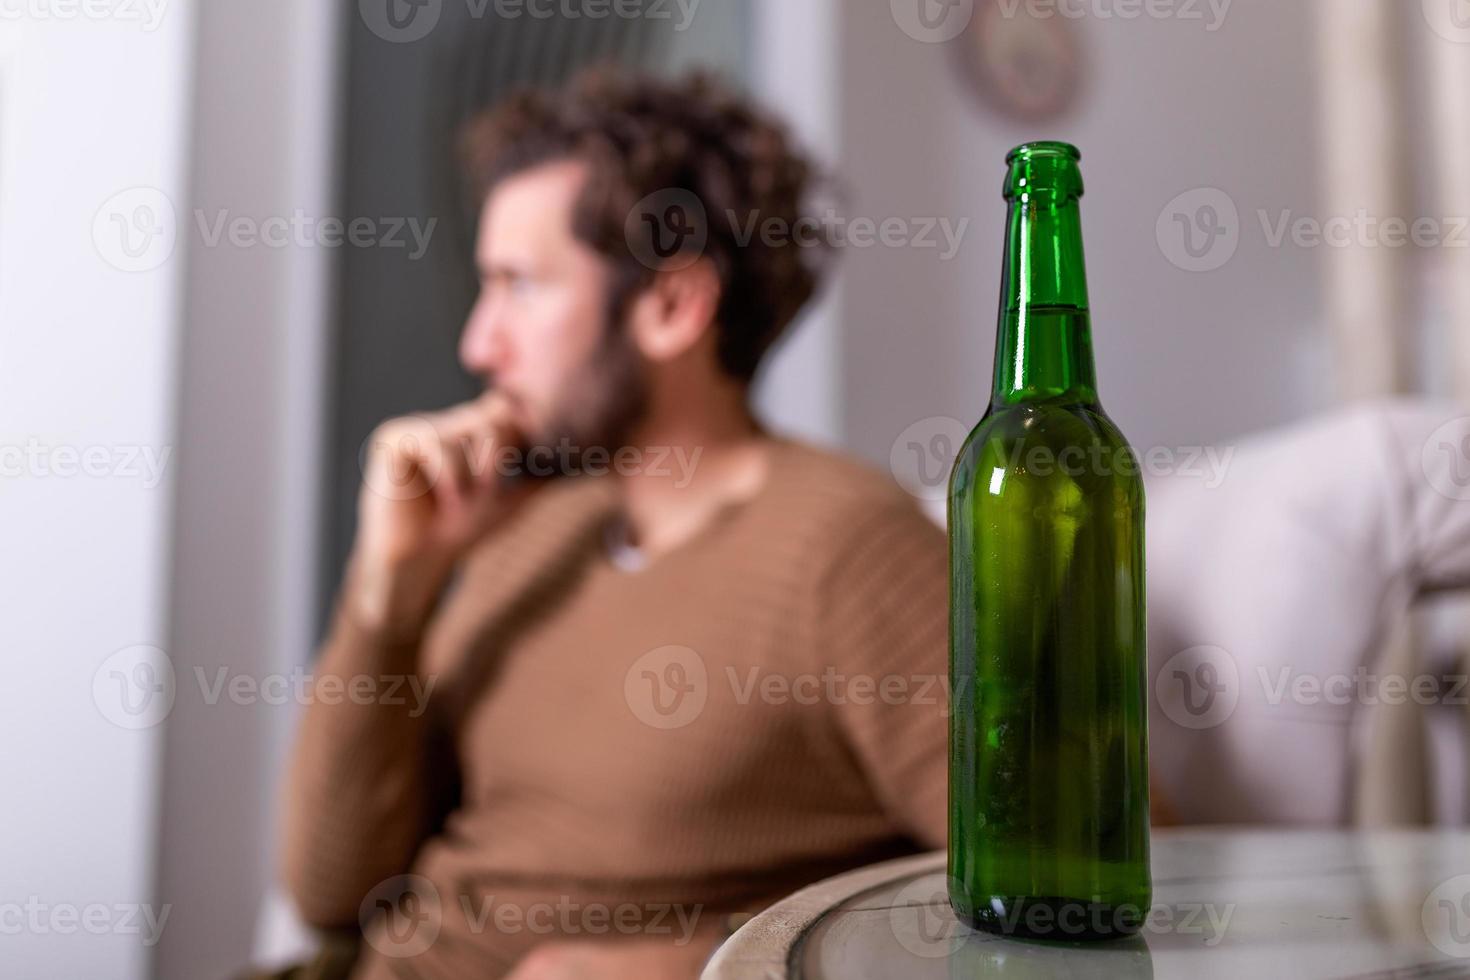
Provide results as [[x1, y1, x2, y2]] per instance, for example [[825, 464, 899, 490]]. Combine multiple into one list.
[[1003, 141, 1084, 202], [1006, 141, 1082, 164]]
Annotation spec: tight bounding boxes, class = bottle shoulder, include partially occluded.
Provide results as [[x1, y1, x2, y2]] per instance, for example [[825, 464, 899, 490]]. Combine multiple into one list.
[[950, 399, 1145, 501], [961, 399, 1131, 450]]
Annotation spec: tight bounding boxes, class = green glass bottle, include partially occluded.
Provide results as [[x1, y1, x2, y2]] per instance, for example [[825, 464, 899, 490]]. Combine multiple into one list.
[[948, 142, 1150, 940]]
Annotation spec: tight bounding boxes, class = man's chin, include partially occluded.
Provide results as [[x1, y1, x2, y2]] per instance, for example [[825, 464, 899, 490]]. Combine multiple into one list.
[[503, 435, 595, 484]]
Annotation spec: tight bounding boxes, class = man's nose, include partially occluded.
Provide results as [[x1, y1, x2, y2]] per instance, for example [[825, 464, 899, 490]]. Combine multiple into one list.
[[459, 304, 510, 377]]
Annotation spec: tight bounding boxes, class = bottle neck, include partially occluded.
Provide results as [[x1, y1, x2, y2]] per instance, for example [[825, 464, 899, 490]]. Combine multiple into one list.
[[991, 192, 1099, 408]]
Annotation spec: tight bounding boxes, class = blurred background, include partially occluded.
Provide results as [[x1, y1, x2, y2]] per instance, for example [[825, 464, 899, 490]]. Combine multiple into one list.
[[5, 0, 1470, 976]]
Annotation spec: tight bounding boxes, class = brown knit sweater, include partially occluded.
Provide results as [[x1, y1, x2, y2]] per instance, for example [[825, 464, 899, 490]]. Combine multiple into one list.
[[281, 437, 950, 978]]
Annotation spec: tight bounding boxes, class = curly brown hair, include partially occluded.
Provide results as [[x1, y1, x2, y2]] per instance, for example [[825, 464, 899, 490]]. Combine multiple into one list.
[[461, 68, 831, 383]]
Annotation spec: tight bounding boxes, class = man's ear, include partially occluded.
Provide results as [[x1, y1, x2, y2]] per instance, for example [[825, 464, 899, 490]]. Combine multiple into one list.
[[625, 258, 722, 365]]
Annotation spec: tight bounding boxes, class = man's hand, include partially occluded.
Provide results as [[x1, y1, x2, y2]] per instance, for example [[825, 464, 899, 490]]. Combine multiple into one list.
[[348, 391, 538, 634]]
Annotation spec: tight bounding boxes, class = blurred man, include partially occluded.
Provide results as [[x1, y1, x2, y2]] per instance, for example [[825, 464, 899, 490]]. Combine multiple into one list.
[[278, 71, 949, 980]]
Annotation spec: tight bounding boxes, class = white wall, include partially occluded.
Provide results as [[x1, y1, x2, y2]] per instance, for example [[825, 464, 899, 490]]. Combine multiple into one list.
[[751, 0, 844, 445], [153, 2, 340, 978], [0, 5, 193, 978], [835, 0, 1328, 468]]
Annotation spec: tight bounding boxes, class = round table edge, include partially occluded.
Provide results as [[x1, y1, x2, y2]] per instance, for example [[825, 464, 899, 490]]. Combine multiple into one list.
[[701, 850, 947, 980]]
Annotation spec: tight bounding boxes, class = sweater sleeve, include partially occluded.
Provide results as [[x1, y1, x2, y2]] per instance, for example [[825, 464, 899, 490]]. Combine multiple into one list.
[[817, 498, 950, 850], [279, 599, 452, 928]]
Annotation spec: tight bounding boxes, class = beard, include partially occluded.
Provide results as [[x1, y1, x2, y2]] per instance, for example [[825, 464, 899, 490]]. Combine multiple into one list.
[[508, 323, 649, 483]]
